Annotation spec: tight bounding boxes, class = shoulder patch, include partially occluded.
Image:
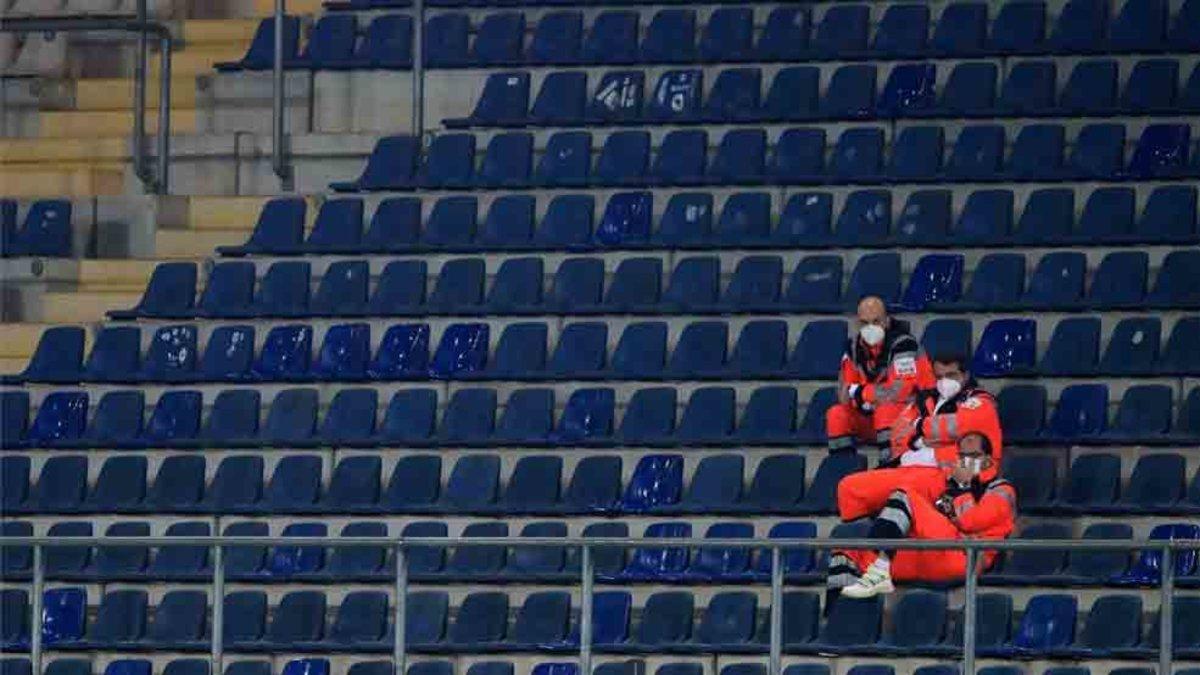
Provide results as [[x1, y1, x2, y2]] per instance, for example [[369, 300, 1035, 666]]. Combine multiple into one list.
[[961, 396, 983, 410], [893, 355, 917, 376]]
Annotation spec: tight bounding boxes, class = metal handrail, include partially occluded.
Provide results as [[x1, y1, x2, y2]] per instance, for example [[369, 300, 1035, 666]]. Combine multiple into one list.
[[4, 535, 1190, 675], [0, 12, 173, 194], [272, 0, 292, 190]]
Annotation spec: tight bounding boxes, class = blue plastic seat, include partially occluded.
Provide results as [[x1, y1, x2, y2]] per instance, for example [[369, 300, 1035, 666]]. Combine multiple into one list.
[[972, 319, 1036, 377], [930, 2, 988, 55], [821, 65, 876, 119], [485, 323, 547, 379], [380, 456, 440, 511], [1020, 252, 1086, 310], [1061, 522, 1132, 581], [665, 322, 727, 379], [0, 392, 29, 449], [529, 72, 585, 127], [422, 13, 468, 67], [728, 320, 788, 379], [700, 8, 753, 62], [366, 261, 425, 316], [708, 130, 766, 185], [1111, 0, 1167, 51], [83, 326, 141, 383], [988, 1, 1046, 54], [721, 258, 782, 313], [1077, 188, 1136, 244], [674, 387, 735, 445], [266, 455, 322, 513], [651, 129, 707, 186], [535, 132, 591, 188], [501, 455, 562, 512], [756, 7, 809, 61], [641, 9, 695, 64], [1009, 595, 1077, 655], [418, 134, 476, 189], [197, 262, 256, 318], [687, 522, 753, 579], [767, 128, 825, 184], [921, 319, 973, 359], [653, 192, 712, 247], [1059, 60, 1118, 115], [352, 15, 413, 70], [260, 392, 317, 447], [930, 62, 996, 117], [404, 591, 448, 645], [582, 11, 639, 65], [429, 323, 488, 379], [536, 195, 594, 248], [7, 200, 72, 258], [270, 523, 327, 577], [812, 597, 882, 651], [1148, 250, 1200, 308], [735, 386, 797, 444], [1138, 185, 1198, 244], [786, 320, 847, 379], [617, 388, 676, 446], [1051, 0, 1108, 52], [1128, 123, 1191, 179], [661, 257, 718, 312], [110, 263, 197, 320], [874, 4, 929, 55], [548, 323, 607, 379], [1099, 318, 1160, 376], [449, 593, 509, 645], [595, 131, 650, 186], [427, 259, 484, 314], [438, 389, 496, 445], [678, 456, 743, 513], [799, 453, 867, 514], [998, 61, 1056, 115], [215, 16, 300, 71], [605, 258, 662, 312], [1007, 125, 1066, 181], [1170, 0, 1200, 49], [476, 133, 531, 188], [890, 127, 944, 181], [703, 68, 760, 123], [878, 63, 936, 117], [323, 454, 381, 511], [845, 253, 901, 306], [85, 392, 145, 448], [812, 4, 868, 57], [554, 388, 615, 443], [471, 12, 524, 66], [217, 198, 306, 256], [486, 257, 542, 313], [621, 456, 684, 513], [251, 325, 312, 382], [829, 129, 884, 182], [587, 71, 644, 123], [1069, 123, 1125, 180], [252, 261, 310, 317], [834, 191, 891, 246], [1122, 60, 1178, 114], [1038, 318, 1100, 377], [309, 261, 368, 317], [34, 456, 88, 512], [1044, 384, 1109, 443], [694, 592, 756, 649], [290, 14, 356, 69], [322, 389, 379, 449], [331, 136, 418, 192], [528, 12, 581, 65], [565, 456, 622, 513], [1114, 453, 1184, 511], [1161, 317, 1200, 375], [761, 67, 819, 122], [896, 191, 951, 249], [946, 125, 1004, 180], [27, 392, 89, 447], [623, 523, 691, 581], [610, 322, 667, 379]]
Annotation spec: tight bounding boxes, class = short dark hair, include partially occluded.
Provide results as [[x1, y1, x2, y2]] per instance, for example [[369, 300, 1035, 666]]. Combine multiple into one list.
[[931, 351, 970, 371], [960, 432, 993, 457]]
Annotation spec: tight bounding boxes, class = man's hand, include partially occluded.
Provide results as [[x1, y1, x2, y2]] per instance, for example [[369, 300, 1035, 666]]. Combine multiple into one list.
[[950, 465, 975, 487], [934, 494, 957, 520]]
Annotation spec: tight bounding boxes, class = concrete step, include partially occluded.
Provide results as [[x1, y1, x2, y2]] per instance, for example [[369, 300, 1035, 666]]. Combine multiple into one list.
[[38, 109, 197, 138], [156, 228, 245, 258], [76, 259, 161, 289], [74, 77, 198, 111], [0, 164, 126, 197], [188, 195, 316, 231], [0, 137, 129, 163], [181, 19, 266, 45], [40, 291, 143, 324], [0, 323, 85, 375], [150, 45, 247, 78]]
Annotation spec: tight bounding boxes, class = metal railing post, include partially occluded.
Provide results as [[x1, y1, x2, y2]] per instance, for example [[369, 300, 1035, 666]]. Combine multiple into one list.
[[394, 544, 408, 675], [769, 547, 782, 675], [133, 0, 148, 186], [212, 544, 224, 675], [580, 544, 594, 675], [272, 0, 292, 188], [30, 545, 44, 675], [1160, 545, 1174, 675], [412, 0, 425, 138], [963, 548, 979, 675], [156, 31, 171, 193]]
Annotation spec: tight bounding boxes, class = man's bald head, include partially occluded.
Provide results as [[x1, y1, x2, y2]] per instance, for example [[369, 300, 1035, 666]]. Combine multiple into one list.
[[856, 296, 889, 329]]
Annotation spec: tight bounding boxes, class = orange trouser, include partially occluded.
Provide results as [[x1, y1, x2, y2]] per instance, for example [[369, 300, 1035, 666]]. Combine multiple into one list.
[[836, 466, 946, 522], [840, 487, 997, 583], [825, 401, 905, 451]]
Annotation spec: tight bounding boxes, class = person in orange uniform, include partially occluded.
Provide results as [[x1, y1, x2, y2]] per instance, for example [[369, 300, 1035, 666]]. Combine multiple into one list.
[[826, 296, 934, 455], [836, 352, 1003, 523], [829, 432, 1017, 597]]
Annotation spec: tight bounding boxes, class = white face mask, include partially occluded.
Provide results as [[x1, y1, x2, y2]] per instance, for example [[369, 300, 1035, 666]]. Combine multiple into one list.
[[937, 377, 963, 400], [957, 456, 986, 475], [859, 324, 885, 346]]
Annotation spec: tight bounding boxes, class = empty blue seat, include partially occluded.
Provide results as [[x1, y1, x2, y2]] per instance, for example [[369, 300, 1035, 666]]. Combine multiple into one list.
[[1069, 124, 1125, 179], [367, 323, 429, 380], [582, 11, 639, 65], [199, 390, 260, 446], [443, 456, 501, 511], [352, 15, 413, 70], [587, 71, 644, 123], [800, 453, 867, 514], [616, 388, 675, 446], [1099, 318, 1160, 376], [728, 320, 788, 378], [830, 128, 883, 182], [1062, 522, 1132, 582], [835, 191, 890, 246], [946, 125, 1004, 180], [605, 258, 662, 311], [654, 193, 712, 247], [651, 130, 707, 186], [501, 456, 562, 512], [110, 263, 197, 320], [988, 1, 1046, 53], [565, 456, 622, 513], [1161, 317, 1200, 375], [610, 322, 667, 379], [485, 323, 547, 380], [85, 391, 144, 447], [536, 195, 594, 248], [34, 456, 88, 512], [197, 262, 255, 318], [530, 73, 585, 127], [1111, 0, 1167, 51], [449, 593, 508, 646], [1009, 595, 1077, 655], [812, 4, 868, 57], [324, 455, 382, 511], [253, 262, 309, 317], [1007, 125, 1065, 180], [812, 597, 882, 651], [890, 127, 943, 181], [767, 128, 825, 184], [902, 255, 963, 311], [972, 319, 1036, 377], [621, 455, 684, 513], [701, 8, 753, 62], [874, 4, 929, 55], [596, 131, 650, 186], [83, 326, 140, 383], [428, 259, 484, 314], [786, 320, 847, 379], [1039, 318, 1100, 376], [41, 588, 87, 645], [1045, 384, 1109, 443], [1148, 250, 1200, 308], [998, 61, 1056, 115], [1128, 124, 1191, 179], [87, 457, 146, 512], [418, 134, 476, 189], [665, 322, 727, 379], [266, 455, 322, 512], [762, 67, 819, 123], [147, 459, 206, 513], [423, 13, 468, 67], [290, 14, 356, 69], [380, 456, 439, 510], [251, 325, 312, 381], [27, 392, 89, 447], [1021, 252, 1086, 309], [218, 198, 306, 256], [624, 523, 691, 580], [878, 63, 936, 117], [921, 319, 973, 359], [528, 12, 582, 65], [687, 523, 752, 579], [1107, 386, 1174, 444], [1123, 60, 1178, 113], [554, 388, 614, 443], [331, 136, 418, 192], [310, 261, 368, 317], [661, 257, 718, 312], [1059, 60, 1117, 115], [7, 200, 72, 258], [1138, 185, 1198, 244], [548, 323, 607, 379], [476, 133, 531, 188], [1171, 0, 1200, 49], [822, 65, 876, 119], [439, 389, 496, 444], [736, 386, 797, 444], [756, 7, 810, 61], [215, 16, 300, 71], [471, 12, 524, 66], [0, 392, 29, 449], [429, 323, 488, 379], [707, 130, 766, 185], [844, 253, 901, 306], [1114, 453, 1185, 512], [721, 257, 782, 313], [535, 132, 591, 188], [641, 9, 696, 64], [676, 387, 735, 445], [486, 257, 542, 313], [704, 69, 760, 123], [367, 261, 426, 316]]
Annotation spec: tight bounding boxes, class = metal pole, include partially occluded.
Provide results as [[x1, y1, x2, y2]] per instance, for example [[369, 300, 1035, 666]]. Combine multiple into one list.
[[212, 544, 224, 675], [157, 32, 171, 194], [963, 548, 978, 675], [30, 545, 44, 675], [1160, 545, 1175, 675], [394, 545, 408, 675], [580, 544, 594, 675], [769, 546, 782, 675], [412, 0, 425, 138], [133, 0, 148, 186], [272, 0, 291, 188]]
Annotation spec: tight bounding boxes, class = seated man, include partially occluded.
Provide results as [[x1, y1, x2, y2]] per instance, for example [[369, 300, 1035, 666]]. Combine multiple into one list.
[[826, 295, 933, 455], [828, 432, 1016, 598], [836, 351, 1002, 523]]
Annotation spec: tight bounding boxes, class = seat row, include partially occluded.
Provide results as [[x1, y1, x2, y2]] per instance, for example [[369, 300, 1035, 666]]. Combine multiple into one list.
[[0, 200, 72, 258], [0, 452, 862, 515], [452, 59, 1200, 129], [7, 585, 1200, 658], [215, 15, 413, 71], [1010, 454, 1200, 516], [132, 254, 1200, 325], [228, 193, 1200, 264], [323, 0, 1200, 68], [331, 123, 1200, 193], [0, 516, 1187, 588]]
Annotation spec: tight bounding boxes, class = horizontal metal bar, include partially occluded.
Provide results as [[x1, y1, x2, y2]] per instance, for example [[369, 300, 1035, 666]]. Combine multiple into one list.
[[0, 536, 1193, 551], [0, 18, 171, 38]]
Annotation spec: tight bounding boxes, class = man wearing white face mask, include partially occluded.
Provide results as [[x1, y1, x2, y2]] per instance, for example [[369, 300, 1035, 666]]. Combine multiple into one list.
[[836, 352, 1003, 523], [826, 296, 934, 455], [831, 432, 1017, 598]]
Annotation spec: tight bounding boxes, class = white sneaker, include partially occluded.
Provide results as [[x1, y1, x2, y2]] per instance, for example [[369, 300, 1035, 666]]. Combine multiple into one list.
[[840, 564, 894, 598]]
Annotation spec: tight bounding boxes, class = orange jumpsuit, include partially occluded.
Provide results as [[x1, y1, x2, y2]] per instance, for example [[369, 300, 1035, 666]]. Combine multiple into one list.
[[825, 320, 934, 452], [836, 384, 1003, 522], [836, 477, 1017, 583]]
